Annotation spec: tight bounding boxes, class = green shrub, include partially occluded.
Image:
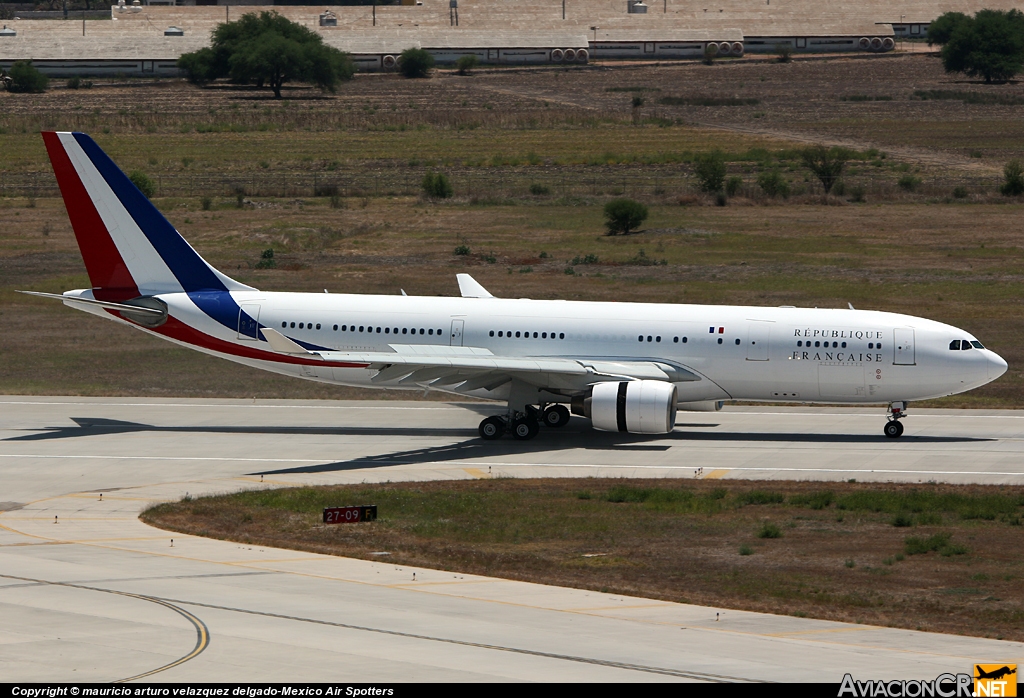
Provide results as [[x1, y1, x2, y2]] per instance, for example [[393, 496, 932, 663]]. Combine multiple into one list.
[[757, 169, 790, 198], [422, 172, 453, 198], [725, 175, 743, 197], [693, 150, 727, 193], [775, 43, 793, 63], [201, 196, 212, 211], [898, 174, 922, 192], [757, 522, 782, 539], [952, 186, 969, 199], [788, 491, 834, 509], [905, 533, 967, 556], [255, 248, 276, 269], [849, 184, 866, 203], [715, 192, 728, 207], [570, 254, 599, 265], [455, 54, 478, 75], [1000, 159, 1024, 195], [529, 183, 550, 196], [128, 171, 156, 198], [8, 61, 48, 93], [801, 145, 851, 195], [400, 48, 435, 78], [454, 244, 470, 256], [831, 180, 846, 196], [66, 76, 81, 90], [739, 545, 754, 556], [891, 513, 914, 527], [603, 198, 648, 235]]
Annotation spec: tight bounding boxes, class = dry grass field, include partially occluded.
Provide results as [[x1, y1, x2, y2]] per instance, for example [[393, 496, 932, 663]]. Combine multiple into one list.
[[143, 478, 1024, 642], [1, 53, 1023, 404]]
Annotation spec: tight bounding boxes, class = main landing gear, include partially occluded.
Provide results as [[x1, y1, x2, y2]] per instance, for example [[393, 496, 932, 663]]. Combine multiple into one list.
[[884, 401, 907, 438], [478, 404, 570, 441]]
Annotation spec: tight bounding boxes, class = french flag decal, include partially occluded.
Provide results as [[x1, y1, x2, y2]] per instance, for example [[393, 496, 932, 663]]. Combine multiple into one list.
[[709, 326, 724, 334]]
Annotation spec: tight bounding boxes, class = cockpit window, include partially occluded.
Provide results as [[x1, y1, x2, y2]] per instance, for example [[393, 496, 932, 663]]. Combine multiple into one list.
[[971, 340, 985, 349], [949, 340, 961, 350]]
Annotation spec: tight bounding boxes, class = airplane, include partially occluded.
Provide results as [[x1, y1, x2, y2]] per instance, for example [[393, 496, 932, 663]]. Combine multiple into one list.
[[20, 131, 1008, 441]]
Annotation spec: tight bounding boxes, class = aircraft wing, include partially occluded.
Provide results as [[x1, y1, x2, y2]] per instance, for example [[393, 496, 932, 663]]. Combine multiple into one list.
[[308, 342, 700, 392]]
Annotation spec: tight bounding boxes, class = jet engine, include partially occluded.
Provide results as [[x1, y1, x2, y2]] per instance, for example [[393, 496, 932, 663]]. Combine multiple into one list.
[[573, 380, 678, 434]]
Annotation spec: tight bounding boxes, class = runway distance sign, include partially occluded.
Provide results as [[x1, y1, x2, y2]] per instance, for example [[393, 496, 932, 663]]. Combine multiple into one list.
[[323, 505, 378, 524]]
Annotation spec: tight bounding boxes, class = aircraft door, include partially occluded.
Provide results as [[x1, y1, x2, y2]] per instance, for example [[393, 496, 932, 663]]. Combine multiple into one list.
[[746, 321, 771, 361], [450, 319, 464, 346], [238, 303, 261, 340], [893, 328, 915, 365]]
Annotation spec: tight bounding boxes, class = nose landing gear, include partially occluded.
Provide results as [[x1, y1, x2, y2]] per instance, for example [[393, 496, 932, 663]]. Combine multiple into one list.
[[884, 402, 906, 438]]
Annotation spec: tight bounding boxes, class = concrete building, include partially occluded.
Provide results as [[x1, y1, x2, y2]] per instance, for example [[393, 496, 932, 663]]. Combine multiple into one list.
[[0, 0, 1017, 76]]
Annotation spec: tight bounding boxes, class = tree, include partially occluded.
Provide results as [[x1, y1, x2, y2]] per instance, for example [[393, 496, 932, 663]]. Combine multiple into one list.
[[692, 150, 727, 193], [603, 198, 648, 235], [455, 55, 478, 75], [939, 9, 1024, 83], [756, 169, 790, 198], [1001, 159, 1024, 196], [177, 11, 354, 98], [129, 171, 156, 198], [422, 172, 453, 199], [801, 145, 851, 195], [400, 48, 435, 78], [927, 12, 968, 46], [7, 61, 48, 93]]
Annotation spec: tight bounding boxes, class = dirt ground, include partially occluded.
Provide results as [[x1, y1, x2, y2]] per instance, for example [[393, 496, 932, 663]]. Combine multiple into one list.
[[143, 478, 1024, 642], [1, 54, 1023, 403]]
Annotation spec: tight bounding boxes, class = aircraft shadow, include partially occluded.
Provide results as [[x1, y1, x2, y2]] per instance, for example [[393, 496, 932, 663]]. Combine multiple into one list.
[[5, 418, 992, 478]]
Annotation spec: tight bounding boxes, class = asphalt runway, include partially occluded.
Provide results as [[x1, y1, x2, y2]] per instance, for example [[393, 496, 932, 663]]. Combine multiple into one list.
[[1, 396, 1022, 682]]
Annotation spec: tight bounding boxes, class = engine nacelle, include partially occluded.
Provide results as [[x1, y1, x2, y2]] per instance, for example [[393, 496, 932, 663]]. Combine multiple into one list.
[[585, 380, 678, 434]]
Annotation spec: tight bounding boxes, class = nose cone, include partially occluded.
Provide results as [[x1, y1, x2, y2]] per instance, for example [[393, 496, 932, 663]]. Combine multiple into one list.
[[988, 351, 1008, 380]]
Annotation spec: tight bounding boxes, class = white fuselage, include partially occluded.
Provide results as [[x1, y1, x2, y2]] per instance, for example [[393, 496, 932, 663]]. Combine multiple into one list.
[[72, 289, 1007, 406]]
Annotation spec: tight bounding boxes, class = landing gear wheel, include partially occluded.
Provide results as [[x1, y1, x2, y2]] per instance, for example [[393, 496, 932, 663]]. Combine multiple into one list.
[[511, 416, 540, 441], [884, 420, 904, 439], [479, 416, 506, 440], [543, 405, 571, 428]]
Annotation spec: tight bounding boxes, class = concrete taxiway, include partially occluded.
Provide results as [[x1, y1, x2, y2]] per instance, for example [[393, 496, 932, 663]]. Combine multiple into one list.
[[1, 396, 1022, 682]]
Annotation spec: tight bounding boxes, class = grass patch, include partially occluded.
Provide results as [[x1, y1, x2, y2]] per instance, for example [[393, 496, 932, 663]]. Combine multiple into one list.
[[913, 90, 1024, 106], [142, 478, 1024, 640], [659, 96, 760, 107]]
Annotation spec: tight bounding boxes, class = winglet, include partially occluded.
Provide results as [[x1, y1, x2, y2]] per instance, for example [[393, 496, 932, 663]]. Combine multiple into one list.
[[457, 274, 494, 298], [260, 327, 312, 354]]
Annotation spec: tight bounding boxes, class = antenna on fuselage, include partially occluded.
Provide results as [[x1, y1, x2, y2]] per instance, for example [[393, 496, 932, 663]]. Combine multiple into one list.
[[848, 302, 855, 310]]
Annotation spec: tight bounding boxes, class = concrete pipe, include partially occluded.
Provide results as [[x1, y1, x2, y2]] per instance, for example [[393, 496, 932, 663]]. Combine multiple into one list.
[[575, 47, 589, 63], [551, 48, 564, 62], [563, 48, 577, 61], [382, 54, 397, 69]]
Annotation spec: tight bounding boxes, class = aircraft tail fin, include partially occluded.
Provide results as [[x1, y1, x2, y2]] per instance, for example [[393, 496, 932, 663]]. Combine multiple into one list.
[[41, 131, 253, 301]]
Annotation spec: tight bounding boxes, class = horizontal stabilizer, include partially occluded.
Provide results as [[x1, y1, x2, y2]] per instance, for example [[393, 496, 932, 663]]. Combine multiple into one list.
[[260, 328, 312, 355], [16, 290, 164, 316], [456, 274, 494, 299]]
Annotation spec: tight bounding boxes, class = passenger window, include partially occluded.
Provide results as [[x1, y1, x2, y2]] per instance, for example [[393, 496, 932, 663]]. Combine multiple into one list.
[[877, 344, 882, 350], [815, 341, 820, 347], [638, 335, 643, 342], [420, 329, 425, 334], [656, 336, 661, 342], [797, 341, 802, 347], [489, 331, 494, 337], [868, 343, 873, 349], [542, 332, 547, 338], [673, 337, 679, 343], [333, 325, 338, 331], [385, 327, 390, 334], [559, 333, 565, 339], [299, 323, 304, 329], [735, 338, 740, 345], [316, 323, 321, 330], [682, 337, 687, 343], [429, 329, 434, 335], [717, 338, 723, 344], [438, 329, 443, 335], [841, 342, 846, 348], [515, 331, 521, 338], [281, 322, 286, 328], [647, 336, 652, 342], [498, 331, 503, 337]]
